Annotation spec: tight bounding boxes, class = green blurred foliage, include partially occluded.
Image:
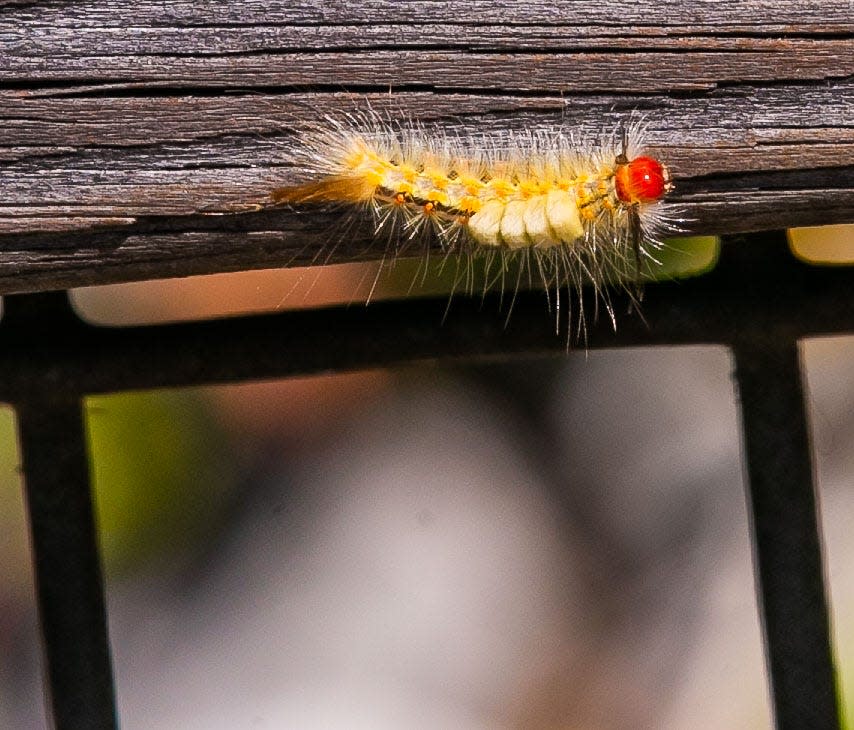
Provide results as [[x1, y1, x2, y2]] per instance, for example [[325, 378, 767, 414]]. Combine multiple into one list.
[[0, 389, 238, 596], [651, 235, 720, 280], [86, 390, 238, 578], [0, 408, 28, 604], [789, 224, 854, 265]]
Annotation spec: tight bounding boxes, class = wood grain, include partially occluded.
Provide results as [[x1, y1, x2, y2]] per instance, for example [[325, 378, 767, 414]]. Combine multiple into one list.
[[1, 1, 852, 295]]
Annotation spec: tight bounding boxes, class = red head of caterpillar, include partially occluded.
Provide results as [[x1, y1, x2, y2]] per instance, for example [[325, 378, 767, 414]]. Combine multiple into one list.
[[271, 113, 679, 341], [615, 155, 673, 205]]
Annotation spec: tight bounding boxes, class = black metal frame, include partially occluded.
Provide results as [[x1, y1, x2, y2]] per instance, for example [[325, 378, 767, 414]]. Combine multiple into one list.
[[9, 229, 848, 729]]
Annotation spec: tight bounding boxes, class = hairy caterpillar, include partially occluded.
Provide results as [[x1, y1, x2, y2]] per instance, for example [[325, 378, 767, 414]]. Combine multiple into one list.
[[271, 112, 676, 338]]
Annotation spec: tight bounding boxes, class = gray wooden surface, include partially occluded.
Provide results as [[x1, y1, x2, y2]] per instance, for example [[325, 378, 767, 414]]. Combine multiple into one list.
[[1, 1, 852, 294]]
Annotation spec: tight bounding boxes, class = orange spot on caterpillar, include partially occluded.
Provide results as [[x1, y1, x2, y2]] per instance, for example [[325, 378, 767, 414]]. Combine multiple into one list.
[[517, 179, 542, 199], [459, 174, 484, 196], [398, 164, 418, 183], [427, 171, 450, 189], [487, 178, 516, 199], [459, 195, 482, 214]]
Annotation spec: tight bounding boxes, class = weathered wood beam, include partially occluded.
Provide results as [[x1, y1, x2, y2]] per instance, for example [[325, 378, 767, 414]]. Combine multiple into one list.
[[0, 1, 851, 294]]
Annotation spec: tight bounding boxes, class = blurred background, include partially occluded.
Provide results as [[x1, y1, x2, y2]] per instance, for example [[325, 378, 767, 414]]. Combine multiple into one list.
[[0, 226, 852, 729]]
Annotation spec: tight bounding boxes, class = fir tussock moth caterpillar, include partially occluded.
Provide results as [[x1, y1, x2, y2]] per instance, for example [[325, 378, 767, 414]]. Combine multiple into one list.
[[271, 111, 677, 339]]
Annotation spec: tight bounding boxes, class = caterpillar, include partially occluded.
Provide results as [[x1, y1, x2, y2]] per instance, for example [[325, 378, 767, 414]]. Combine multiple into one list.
[[270, 112, 676, 338]]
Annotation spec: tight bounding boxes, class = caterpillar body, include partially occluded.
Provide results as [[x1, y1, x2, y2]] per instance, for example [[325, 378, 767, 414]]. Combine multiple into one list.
[[271, 113, 676, 337]]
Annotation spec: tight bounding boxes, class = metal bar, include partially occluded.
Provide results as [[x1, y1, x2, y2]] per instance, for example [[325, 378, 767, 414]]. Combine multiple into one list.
[[734, 338, 841, 729], [17, 394, 118, 730], [0, 238, 853, 397]]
